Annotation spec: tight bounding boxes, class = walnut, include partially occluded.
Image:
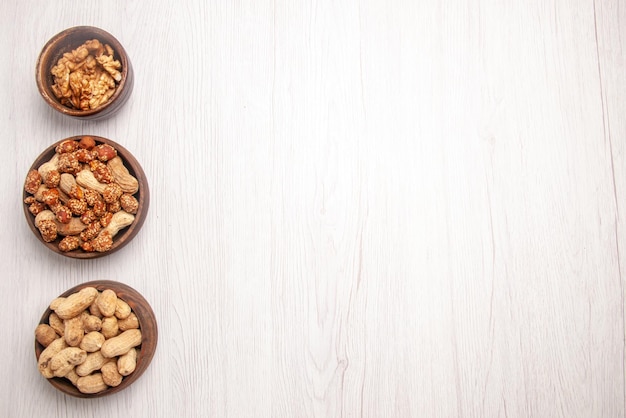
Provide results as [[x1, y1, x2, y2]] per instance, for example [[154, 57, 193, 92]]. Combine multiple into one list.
[[49, 39, 122, 111]]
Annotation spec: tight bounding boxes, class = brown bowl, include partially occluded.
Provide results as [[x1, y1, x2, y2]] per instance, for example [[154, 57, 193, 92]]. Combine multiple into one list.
[[23, 135, 149, 259], [35, 280, 158, 398], [36, 26, 133, 120]]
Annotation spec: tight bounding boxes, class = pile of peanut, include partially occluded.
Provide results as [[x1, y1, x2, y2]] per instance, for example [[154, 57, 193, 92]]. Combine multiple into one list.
[[24, 136, 139, 253], [36, 287, 142, 394], [50, 39, 122, 110]]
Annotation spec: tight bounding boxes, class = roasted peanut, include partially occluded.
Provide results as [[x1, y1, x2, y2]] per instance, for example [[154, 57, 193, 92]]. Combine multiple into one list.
[[25, 169, 42, 194]]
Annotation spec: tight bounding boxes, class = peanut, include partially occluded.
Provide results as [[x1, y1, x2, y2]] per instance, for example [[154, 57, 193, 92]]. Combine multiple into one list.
[[37, 287, 144, 394], [48, 312, 65, 336], [76, 169, 107, 194], [117, 347, 137, 376], [50, 347, 87, 378], [49, 297, 66, 311], [101, 316, 119, 339], [82, 314, 102, 332], [35, 324, 58, 347], [76, 373, 108, 394], [38, 154, 60, 180], [38, 337, 68, 378], [89, 300, 103, 318], [65, 368, 80, 386], [75, 351, 107, 377], [95, 289, 117, 317], [114, 298, 131, 320], [118, 312, 139, 331], [101, 329, 142, 358], [101, 361, 123, 387], [108, 156, 138, 194], [80, 331, 106, 352], [54, 287, 98, 319], [64, 315, 84, 347]]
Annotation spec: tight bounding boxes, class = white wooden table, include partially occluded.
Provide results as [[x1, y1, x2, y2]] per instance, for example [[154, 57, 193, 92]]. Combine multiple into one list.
[[1, 1, 625, 416]]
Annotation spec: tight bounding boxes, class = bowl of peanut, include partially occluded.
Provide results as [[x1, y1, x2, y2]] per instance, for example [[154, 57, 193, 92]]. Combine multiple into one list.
[[23, 135, 149, 259], [35, 26, 133, 120], [35, 280, 158, 398]]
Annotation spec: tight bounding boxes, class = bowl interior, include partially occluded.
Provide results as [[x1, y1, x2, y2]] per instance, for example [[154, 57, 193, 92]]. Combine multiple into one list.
[[36, 26, 132, 118], [35, 280, 158, 398], [23, 135, 149, 259]]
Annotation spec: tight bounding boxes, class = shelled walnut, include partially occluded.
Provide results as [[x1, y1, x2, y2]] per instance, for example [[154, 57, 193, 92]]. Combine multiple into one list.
[[24, 137, 139, 254], [50, 39, 122, 111]]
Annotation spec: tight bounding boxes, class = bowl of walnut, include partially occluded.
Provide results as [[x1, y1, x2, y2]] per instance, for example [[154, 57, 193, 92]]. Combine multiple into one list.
[[23, 135, 149, 259], [35, 26, 133, 120], [35, 280, 158, 398]]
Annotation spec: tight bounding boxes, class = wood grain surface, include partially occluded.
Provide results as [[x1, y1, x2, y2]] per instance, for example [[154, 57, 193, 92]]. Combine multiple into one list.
[[1, 0, 624, 417]]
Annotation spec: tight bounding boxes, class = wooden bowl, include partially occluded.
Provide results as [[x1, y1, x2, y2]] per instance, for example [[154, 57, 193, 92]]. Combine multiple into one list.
[[23, 135, 149, 259], [35, 26, 134, 120], [35, 280, 158, 398]]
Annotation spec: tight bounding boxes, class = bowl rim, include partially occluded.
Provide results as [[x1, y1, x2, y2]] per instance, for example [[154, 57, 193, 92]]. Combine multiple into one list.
[[22, 135, 149, 259], [35, 25, 132, 118], [35, 280, 158, 398]]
